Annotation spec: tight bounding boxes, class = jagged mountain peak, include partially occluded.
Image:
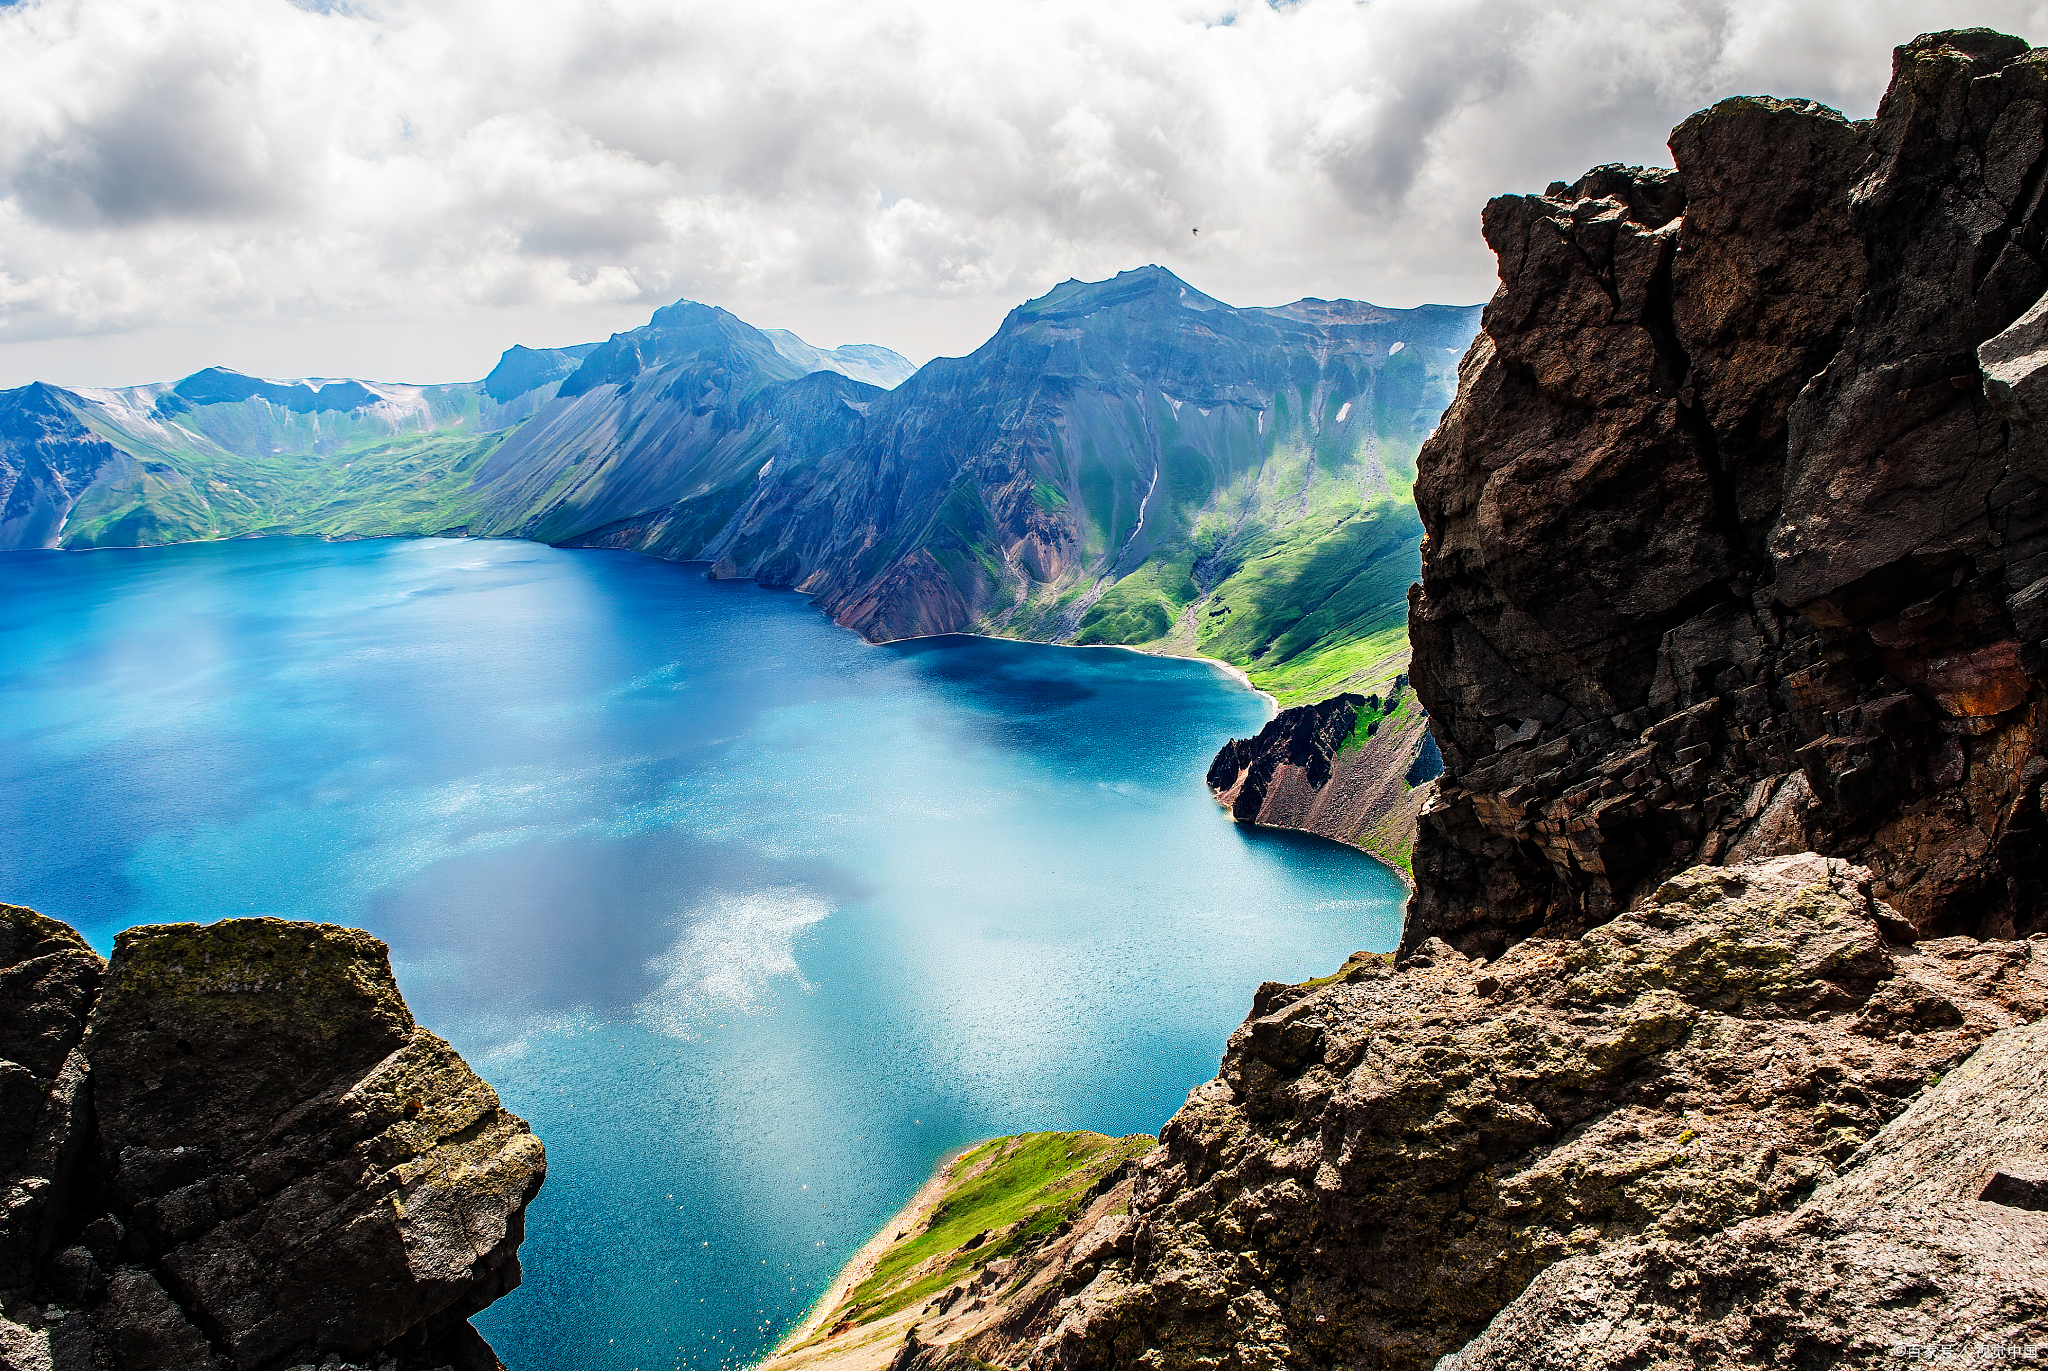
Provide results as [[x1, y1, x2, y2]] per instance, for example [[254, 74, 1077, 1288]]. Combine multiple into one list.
[[1016, 265, 1223, 321], [554, 297, 913, 399]]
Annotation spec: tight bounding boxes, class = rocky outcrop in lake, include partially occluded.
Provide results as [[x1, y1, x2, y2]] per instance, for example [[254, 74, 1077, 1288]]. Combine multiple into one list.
[[1206, 675, 1441, 875], [1407, 28, 2048, 957], [0, 904, 544, 1371]]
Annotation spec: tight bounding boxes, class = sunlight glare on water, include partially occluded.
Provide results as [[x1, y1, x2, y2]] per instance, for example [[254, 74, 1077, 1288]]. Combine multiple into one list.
[[0, 536, 1407, 1371]]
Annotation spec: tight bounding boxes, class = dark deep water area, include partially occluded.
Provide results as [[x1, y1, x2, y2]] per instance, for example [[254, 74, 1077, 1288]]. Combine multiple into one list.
[[0, 536, 1407, 1371]]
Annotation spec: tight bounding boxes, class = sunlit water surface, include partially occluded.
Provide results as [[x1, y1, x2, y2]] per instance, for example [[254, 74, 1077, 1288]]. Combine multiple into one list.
[[0, 537, 1406, 1371]]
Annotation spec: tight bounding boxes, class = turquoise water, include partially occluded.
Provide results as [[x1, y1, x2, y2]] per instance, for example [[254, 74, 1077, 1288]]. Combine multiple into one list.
[[0, 536, 1407, 1371]]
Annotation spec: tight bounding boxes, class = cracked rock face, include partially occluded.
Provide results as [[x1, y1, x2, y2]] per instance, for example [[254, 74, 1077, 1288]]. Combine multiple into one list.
[[1408, 29, 2048, 957], [0, 907, 544, 1371], [1442, 1013, 2048, 1370], [0, 907, 101, 1294], [999, 854, 2046, 1371]]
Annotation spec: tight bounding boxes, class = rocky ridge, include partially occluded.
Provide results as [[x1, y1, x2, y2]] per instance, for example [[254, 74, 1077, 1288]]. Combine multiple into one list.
[[0, 904, 544, 1371], [543, 268, 1474, 700], [889, 854, 2044, 1371], [1407, 29, 2048, 956], [1442, 1012, 2048, 1370]]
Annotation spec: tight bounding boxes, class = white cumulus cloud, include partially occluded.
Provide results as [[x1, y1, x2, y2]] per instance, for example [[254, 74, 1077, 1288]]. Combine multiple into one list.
[[0, 0, 2042, 386]]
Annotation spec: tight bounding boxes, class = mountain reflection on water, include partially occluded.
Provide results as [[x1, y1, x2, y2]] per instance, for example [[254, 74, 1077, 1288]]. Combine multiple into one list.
[[0, 536, 1406, 1371]]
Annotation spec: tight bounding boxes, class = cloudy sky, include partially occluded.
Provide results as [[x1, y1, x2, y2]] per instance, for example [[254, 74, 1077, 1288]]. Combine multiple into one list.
[[2, 0, 2044, 388]]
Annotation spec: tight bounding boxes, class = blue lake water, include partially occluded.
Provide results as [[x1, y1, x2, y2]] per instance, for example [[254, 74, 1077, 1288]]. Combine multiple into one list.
[[0, 536, 1407, 1371]]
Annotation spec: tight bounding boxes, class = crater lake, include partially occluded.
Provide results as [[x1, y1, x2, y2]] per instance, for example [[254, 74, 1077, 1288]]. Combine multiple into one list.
[[0, 535, 1408, 1371]]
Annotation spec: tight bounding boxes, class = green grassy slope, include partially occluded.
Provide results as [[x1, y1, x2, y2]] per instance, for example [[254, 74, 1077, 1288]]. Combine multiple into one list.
[[823, 1132, 1152, 1335], [1049, 363, 1441, 707], [61, 415, 505, 547], [25, 378, 518, 549]]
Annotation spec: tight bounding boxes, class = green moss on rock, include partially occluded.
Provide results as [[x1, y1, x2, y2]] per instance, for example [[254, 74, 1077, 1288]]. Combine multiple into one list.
[[96, 917, 413, 1041]]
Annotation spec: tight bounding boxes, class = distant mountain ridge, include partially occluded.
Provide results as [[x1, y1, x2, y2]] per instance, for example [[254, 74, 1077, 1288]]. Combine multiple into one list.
[[0, 312, 913, 553], [0, 271, 1480, 735], [511, 267, 1479, 707]]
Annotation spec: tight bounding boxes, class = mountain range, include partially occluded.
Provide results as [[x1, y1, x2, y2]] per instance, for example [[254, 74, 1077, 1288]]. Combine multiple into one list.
[[0, 268, 1478, 719]]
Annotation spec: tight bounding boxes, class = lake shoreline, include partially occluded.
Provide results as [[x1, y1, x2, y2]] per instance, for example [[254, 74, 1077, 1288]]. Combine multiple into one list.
[[768, 1141, 980, 1359]]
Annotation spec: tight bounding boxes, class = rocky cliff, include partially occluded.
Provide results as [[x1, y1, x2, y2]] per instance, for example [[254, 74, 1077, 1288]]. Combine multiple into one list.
[[817, 29, 2048, 1371], [1205, 675, 1441, 875], [1407, 28, 2048, 957], [909, 854, 2048, 1371], [0, 904, 543, 1371]]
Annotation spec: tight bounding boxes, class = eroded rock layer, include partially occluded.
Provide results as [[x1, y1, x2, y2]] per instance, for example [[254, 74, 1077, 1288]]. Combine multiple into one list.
[[1408, 29, 2048, 956], [1206, 677, 1441, 875], [987, 855, 2045, 1371], [1444, 1013, 2048, 1370], [0, 905, 544, 1371]]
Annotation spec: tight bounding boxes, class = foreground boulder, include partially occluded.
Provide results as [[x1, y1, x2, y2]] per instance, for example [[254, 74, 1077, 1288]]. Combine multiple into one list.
[[1408, 29, 2048, 956], [966, 854, 2045, 1371], [0, 904, 544, 1371]]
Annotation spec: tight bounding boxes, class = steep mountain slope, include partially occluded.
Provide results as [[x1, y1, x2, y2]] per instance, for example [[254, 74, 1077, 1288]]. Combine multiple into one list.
[[536, 269, 1476, 705], [0, 317, 911, 554]]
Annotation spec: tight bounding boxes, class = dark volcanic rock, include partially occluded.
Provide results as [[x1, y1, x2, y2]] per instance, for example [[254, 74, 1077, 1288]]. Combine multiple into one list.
[[0, 906, 101, 1290], [1208, 694, 1370, 820], [1408, 30, 2048, 957], [0, 909, 544, 1371], [1206, 678, 1436, 873]]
